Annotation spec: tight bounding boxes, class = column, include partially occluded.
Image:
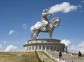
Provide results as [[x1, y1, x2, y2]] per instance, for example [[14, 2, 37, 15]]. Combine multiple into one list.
[[41, 45, 43, 51], [32, 46, 34, 50], [36, 45, 37, 50], [45, 45, 47, 51], [34, 46, 36, 50], [37, 45, 39, 50], [29, 46, 30, 51]]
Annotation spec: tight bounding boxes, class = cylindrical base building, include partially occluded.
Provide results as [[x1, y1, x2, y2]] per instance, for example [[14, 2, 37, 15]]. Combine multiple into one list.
[[23, 39, 65, 52]]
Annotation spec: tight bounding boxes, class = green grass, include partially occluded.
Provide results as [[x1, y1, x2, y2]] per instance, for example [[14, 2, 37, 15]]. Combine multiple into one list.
[[0, 51, 42, 62]]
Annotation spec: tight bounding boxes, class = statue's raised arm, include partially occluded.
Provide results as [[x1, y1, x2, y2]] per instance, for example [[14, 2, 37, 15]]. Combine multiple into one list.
[[41, 9, 52, 27]]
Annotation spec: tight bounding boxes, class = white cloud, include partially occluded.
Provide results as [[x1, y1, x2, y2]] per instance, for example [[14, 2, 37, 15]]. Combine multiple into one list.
[[0, 45, 2, 48], [61, 39, 84, 53], [0, 45, 3, 52], [68, 44, 78, 53], [61, 39, 71, 46], [48, 2, 78, 14], [3, 41, 7, 44], [5, 45, 18, 52], [77, 41, 84, 53], [68, 41, 84, 53], [8, 30, 15, 36], [22, 23, 28, 30]]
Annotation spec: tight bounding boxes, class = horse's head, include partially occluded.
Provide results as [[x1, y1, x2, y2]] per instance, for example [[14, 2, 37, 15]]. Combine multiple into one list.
[[51, 17, 60, 27]]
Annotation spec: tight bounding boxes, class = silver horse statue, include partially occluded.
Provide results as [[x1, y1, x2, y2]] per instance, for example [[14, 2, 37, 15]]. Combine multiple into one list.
[[31, 17, 60, 39]]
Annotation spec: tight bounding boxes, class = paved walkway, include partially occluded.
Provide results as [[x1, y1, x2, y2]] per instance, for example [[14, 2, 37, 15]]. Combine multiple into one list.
[[44, 51, 84, 62]]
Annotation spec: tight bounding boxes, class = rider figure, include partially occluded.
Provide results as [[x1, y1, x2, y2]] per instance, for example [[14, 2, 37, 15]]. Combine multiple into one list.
[[41, 9, 51, 30]]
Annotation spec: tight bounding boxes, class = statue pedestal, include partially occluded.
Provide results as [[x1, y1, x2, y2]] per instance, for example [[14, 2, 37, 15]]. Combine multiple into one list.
[[23, 39, 65, 52]]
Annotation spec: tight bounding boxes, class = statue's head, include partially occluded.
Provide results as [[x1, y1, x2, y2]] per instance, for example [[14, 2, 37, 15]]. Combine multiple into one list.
[[43, 9, 49, 13], [56, 17, 60, 22], [52, 17, 60, 26]]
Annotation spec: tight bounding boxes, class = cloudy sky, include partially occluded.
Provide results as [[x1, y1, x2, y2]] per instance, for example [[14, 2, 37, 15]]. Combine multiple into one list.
[[0, 0, 84, 52]]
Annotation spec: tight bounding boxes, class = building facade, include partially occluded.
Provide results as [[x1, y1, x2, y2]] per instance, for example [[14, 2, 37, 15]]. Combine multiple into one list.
[[23, 39, 65, 52]]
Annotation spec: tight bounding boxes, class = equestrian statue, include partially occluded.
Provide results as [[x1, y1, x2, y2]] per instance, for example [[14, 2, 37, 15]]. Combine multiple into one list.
[[30, 9, 60, 39]]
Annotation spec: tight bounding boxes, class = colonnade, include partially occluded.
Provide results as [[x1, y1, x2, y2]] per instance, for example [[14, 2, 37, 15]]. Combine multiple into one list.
[[25, 45, 65, 52]]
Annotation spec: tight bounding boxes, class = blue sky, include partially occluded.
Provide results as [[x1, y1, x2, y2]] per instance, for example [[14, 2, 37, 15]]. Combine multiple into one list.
[[0, 0, 84, 52]]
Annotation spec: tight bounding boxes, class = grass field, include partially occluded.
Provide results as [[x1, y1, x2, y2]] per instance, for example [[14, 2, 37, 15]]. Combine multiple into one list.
[[0, 51, 42, 62], [0, 51, 84, 62]]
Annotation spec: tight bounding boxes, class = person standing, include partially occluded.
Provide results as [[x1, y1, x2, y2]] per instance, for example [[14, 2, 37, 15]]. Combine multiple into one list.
[[41, 9, 51, 30]]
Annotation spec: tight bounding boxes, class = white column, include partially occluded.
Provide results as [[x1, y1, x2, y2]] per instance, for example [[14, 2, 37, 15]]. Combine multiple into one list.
[[29, 46, 30, 51], [34, 46, 35, 50], [41, 45, 43, 51], [30, 46, 32, 50], [37, 45, 39, 50], [36, 46, 37, 50], [45, 46, 47, 51]]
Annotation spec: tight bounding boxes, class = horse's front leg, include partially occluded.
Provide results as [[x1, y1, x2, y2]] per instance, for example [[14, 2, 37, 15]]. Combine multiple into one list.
[[33, 31, 39, 39], [49, 31, 52, 39], [31, 31, 34, 39], [31, 31, 37, 39], [31, 33, 33, 39], [35, 31, 40, 39]]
